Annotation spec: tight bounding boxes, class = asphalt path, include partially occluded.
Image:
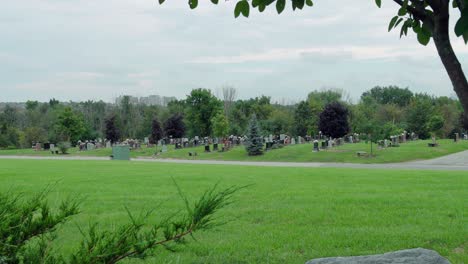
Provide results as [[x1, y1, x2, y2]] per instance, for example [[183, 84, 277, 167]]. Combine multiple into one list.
[[1, 150, 468, 171]]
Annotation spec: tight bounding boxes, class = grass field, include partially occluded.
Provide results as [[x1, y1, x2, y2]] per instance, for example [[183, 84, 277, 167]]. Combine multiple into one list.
[[1, 139, 468, 164], [0, 159, 466, 263]]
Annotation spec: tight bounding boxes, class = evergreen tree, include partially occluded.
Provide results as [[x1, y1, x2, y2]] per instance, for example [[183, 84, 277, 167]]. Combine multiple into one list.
[[105, 115, 120, 144], [318, 102, 350, 139], [245, 114, 264, 156], [149, 117, 163, 144]]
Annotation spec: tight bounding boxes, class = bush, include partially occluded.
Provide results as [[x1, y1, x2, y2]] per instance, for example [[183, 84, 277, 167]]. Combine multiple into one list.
[[58, 141, 71, 154], [0, 184, 241, 263]]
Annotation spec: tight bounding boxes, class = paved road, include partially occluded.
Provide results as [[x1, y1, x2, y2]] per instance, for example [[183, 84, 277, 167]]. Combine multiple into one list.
[[1, 151, 468, 171]]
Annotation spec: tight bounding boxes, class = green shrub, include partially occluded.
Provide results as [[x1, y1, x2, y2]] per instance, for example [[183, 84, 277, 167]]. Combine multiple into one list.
[[58, 141, 71, 154], [0, 184, 240, 263]]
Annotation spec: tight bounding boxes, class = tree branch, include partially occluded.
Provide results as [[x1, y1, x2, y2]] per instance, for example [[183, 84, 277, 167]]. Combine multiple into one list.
[[392, 0, 428, 21]]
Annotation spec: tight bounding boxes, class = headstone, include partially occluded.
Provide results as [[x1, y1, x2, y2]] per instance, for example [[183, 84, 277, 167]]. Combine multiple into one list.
[[454, 133, 459, 142], [291, 138, 296, 145], [106, 141, 112, 148], [313, 140, 319, 152], [144, 137, 149, 144], [161, 145, 168, 153], [35, 143, 41, 151], [87, 143, 95, 151], [384, 139, 389, 148], [157, 140, 162, 147], [328, 140, 333, 148], [349, 136, 353, 143], [280, 134, 286, 141], [306, 248, 450, 264], [321, 141, 327, 149]]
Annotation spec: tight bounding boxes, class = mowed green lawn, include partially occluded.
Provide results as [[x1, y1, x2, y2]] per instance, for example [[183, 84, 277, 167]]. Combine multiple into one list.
[[0, 159, 466, 263], [1, 139, 468, 164]]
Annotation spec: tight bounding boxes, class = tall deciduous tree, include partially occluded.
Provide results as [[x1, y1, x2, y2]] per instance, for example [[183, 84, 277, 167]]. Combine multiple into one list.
[[211, 112, 229, 139], [56, 107, 86, 143], [294, 101, 313, 136], [185, 89, 222, 137], [159, 0, 468, 114], [105, 115, 120, 144], [164, 113, 186, 139], [318, 102, 350, 138], [150, 117, 163, 144]]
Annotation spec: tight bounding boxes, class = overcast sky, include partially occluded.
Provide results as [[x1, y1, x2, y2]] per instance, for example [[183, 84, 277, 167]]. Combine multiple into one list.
[[1, 0, 467, 103]]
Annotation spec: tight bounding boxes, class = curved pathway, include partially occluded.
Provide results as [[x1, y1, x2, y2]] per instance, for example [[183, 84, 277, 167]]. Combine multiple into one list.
[[1, 150, 468, 171]]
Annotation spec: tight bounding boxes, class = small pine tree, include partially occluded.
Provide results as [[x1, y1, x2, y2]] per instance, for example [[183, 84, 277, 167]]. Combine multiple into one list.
[[245, 114, 264, 156], [149, 117, 163, 144]]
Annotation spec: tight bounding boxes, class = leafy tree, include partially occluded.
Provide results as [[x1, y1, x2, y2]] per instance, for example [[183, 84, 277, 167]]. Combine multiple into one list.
[[294, 101, 313, 136], [407, 95, 435, 139], [105, 115, 120, 144], [211, 112, 229, 139], [56, 107, 86, 143], [428, 115, 445, 138], [49, 98, 60, 108], [245, 114, 264, 156], [263, 108, 293, 135], [307, 89, 344, 108], [229, 96, 273, 134], [21, 126, 48, 147], [362, 86, 414, 107], [164, 113, 186, 139], [318, 102, 350, 138], [160, 0, 468, 116], [185, 88, 222, 137], [150, 117, 163, 144]]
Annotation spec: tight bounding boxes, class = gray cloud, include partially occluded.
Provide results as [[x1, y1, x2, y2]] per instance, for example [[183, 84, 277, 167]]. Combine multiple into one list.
[[0, 0, 466, 103]]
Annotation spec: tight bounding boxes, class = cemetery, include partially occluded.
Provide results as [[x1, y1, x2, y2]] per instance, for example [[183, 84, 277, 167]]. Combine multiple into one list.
[[2, 137, 467, 164], [2, 0, 468, 262]]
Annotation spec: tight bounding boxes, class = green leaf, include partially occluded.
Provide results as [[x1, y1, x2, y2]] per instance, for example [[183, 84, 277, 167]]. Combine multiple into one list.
[[158, 0, 165, 4], [259, 4, 266, 12], [417, 29, 431, 46], [188, 0, 198, 9], [375, 0, 381, 8], [398, 7, 407, 16], [454, 9, 468, 37], [234, 0, 250, 18], [306, 0, 313, 7], [388, 16, 399, 32], [292, 0, 305, 10], [210, 0, 219, 4], [463, 31, 468, 44], [276, 0, 286, 14]]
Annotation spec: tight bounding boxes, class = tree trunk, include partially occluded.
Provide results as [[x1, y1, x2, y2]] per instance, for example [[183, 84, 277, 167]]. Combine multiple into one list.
[[432, 3, 468, 114]]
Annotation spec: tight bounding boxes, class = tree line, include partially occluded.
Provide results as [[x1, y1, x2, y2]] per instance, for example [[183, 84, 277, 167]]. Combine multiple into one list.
[[0, 86, 466, 149]]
